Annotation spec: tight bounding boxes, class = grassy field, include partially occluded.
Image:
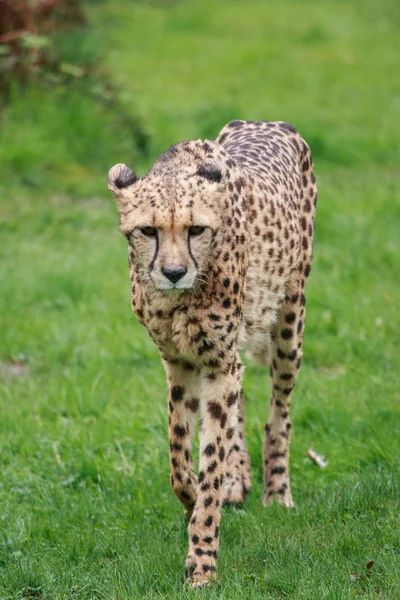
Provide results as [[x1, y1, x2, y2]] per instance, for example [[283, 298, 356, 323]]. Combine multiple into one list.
[[0, 0, 399, 598]]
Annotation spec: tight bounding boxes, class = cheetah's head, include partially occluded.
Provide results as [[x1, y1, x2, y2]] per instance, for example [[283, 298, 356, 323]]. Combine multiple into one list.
[[108, 141, 230, 294]]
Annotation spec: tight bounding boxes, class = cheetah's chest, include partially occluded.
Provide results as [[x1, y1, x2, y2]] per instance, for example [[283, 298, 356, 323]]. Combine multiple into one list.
[[142, 301, 236, 366]]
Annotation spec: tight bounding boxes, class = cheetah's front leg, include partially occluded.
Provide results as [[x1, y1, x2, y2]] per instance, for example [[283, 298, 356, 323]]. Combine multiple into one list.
[[164, 361, 200, 516], [223, 387, 251, 505], [186, 357, 242, 587]]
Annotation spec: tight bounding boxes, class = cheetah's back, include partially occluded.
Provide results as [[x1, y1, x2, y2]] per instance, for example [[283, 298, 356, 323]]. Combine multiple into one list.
[[217, 120, 317, 357]]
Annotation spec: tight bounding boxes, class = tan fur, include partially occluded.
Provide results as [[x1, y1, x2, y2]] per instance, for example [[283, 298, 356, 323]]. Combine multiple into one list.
[[108, 120, 317, 586]]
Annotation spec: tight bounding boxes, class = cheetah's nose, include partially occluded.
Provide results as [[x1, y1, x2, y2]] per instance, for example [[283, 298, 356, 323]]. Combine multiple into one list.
[[162, 266, 187, 284]]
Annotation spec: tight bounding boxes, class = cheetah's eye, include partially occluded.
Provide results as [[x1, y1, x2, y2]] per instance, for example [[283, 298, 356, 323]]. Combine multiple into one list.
[[140, 227, 158, 238], [188, 226, 206, 237]]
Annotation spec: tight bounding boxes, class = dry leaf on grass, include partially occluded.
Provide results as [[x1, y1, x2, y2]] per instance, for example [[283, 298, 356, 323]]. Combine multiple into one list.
[[350, 560, 375, 583], [307, 448, 328, 468]]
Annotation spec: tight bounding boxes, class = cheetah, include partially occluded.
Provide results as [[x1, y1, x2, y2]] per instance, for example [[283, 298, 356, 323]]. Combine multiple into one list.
[[108, 120, 317, 586]]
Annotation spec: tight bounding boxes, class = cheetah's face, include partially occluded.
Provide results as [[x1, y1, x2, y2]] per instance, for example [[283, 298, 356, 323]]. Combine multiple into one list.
[[108, 163, 224, 293], [123, 215, 218, 293]]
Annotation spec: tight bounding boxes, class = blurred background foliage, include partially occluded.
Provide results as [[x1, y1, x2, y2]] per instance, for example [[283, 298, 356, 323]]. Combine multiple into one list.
[[0, 0, 148, 196]]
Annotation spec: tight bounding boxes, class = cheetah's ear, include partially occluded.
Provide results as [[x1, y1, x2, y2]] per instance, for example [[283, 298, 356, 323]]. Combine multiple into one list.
[[196, 163, 223, 184], [108, 163, 138, 199]]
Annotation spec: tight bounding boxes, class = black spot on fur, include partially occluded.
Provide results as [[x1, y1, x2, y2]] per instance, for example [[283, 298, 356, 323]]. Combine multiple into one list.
[[204, 444, 216, 456], [202, 564, 214, 573], [174, 424, 186, 439], [171, 386, 184, 402], [226, 393, 237, 406], [281, 328, 293, 340], [208, 402, 223, 420], [227, 427, 235, 440], [271, 466, 286, 475], [185, 398, 199, 413], [270, 451, 285, 459], [170, 442, 182, 452], [280, 373, 293, 381]]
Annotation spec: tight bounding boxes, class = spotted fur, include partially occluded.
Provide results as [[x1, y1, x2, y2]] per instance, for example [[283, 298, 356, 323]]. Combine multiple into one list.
[[108, 120, 317, 586]]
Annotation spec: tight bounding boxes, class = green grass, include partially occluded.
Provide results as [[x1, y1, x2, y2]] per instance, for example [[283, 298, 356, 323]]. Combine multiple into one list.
[[0, 0, 399, 598]]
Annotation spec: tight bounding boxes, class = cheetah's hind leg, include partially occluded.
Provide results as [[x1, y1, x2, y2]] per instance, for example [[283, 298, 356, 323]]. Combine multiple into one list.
[[262, 284, 306, 509], [222, 388, 251, 505]]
